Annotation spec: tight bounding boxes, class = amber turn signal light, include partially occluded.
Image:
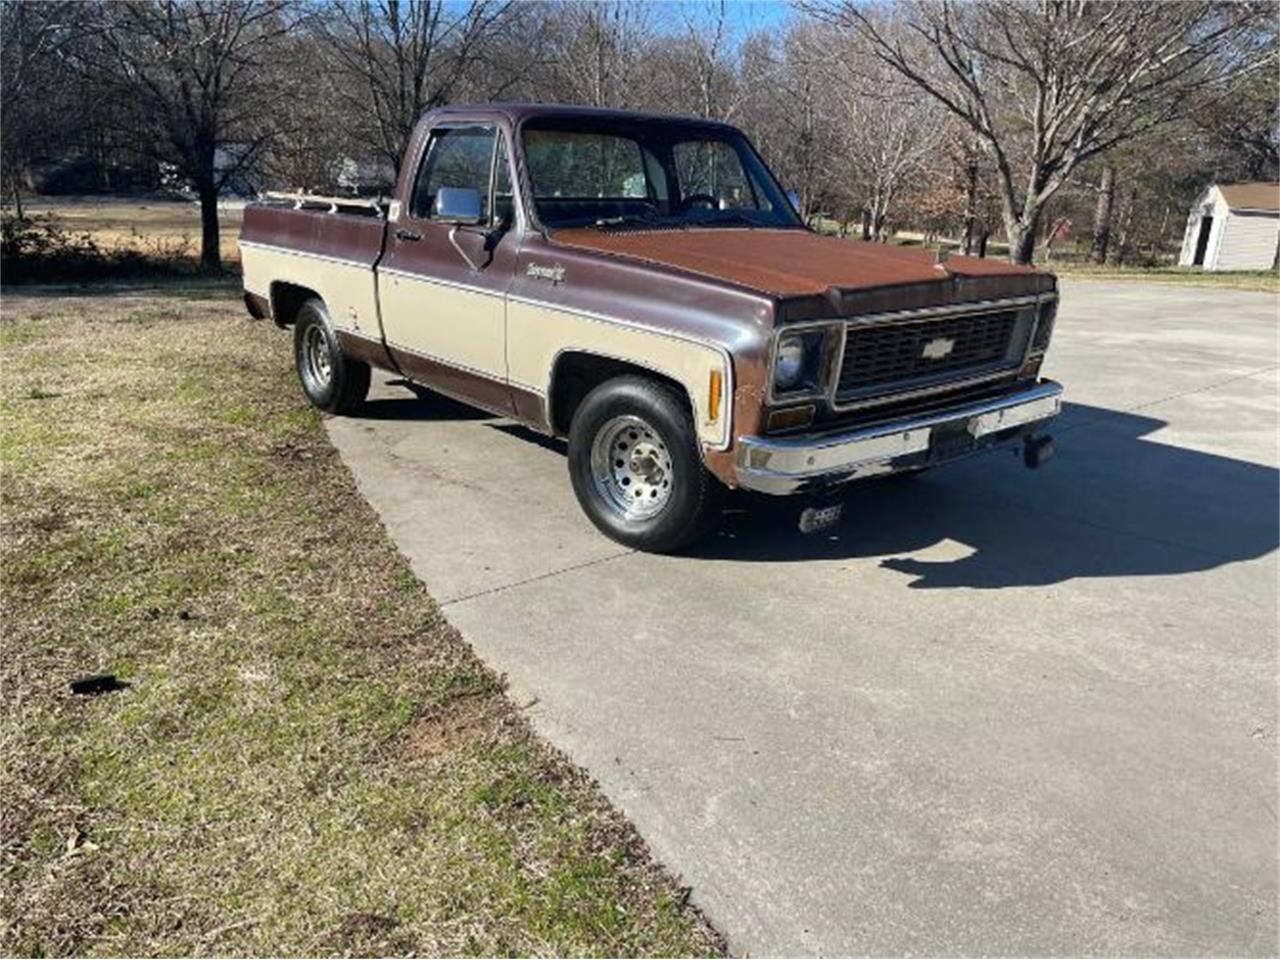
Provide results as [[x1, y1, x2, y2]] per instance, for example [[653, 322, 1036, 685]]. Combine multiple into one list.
[[708, 369, 723, 421], [767, 405, 815, 432]]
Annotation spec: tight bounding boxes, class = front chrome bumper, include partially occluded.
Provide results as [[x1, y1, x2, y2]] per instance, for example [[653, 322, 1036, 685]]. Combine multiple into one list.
[[736, 380, 1063, 495]]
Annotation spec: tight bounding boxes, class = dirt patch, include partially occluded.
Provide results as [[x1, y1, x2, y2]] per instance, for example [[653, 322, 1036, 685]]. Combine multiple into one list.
[[403, 695, 505, 760]]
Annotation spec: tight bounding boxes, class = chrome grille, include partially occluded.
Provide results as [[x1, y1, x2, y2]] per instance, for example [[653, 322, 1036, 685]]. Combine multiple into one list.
[[837, 309, 1021, 399]]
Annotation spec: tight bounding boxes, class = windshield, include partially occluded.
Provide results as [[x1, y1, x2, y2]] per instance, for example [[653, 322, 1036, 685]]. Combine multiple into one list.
[[520, 117, 802, 231]]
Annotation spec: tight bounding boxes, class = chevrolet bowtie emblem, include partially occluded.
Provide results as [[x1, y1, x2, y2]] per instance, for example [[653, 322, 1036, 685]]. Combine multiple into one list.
[[921, 337, 955, 360]]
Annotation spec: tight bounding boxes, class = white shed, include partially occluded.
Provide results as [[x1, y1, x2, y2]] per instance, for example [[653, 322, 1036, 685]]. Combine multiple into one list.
[[1178, 182, 1280, 271]]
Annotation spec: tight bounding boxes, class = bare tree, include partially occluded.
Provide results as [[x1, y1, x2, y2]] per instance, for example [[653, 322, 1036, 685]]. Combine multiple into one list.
[[0, 1, 85, 218], [75, 1, 292, 271], [1192, 53, 1280, 181], [800, 26, 944, 240], [257, 32, 363, 194], [821, 1, 1274, 263], [1089, 163, 1116, 264], [534, 1, 655, 109], [734, 26, 845, 223], [316, 1, 519, 174], [679, 0, 732, 119]]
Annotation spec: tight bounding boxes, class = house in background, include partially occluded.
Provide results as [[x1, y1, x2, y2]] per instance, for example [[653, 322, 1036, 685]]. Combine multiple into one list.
[[1178, 182, 1280, 271]]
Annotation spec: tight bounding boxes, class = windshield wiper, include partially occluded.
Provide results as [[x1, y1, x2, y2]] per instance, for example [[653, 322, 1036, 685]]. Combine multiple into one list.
[[592, 209, 678, 231]]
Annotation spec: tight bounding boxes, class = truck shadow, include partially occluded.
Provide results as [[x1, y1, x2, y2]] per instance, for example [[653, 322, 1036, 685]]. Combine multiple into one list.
[[356, 379, 494, 422], [363, 386, 1277, 589], [693, 402, 1278, 588]]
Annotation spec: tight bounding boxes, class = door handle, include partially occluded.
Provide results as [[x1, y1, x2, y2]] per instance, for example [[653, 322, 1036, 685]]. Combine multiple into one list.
[[394, 228, 422, 242]]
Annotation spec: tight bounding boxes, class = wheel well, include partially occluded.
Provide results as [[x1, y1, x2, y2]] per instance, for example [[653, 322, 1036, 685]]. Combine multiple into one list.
[[549, 352, 691, 436], [269, 282, 319, 329]]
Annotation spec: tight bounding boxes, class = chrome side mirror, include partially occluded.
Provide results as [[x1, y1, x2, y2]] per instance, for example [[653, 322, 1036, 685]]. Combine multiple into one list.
[[433, 186, 483, 224]]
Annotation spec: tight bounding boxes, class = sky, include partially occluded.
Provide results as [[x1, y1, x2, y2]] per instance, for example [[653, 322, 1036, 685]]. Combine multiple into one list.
[[648, 0, 799, 41]]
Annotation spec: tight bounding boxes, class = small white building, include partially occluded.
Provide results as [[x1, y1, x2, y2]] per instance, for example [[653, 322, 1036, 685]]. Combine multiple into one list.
[[1178, 182, 1280, 271]]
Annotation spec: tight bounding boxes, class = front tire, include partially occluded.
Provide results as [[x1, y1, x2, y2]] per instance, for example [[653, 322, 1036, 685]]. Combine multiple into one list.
[[293, 298, 370, 414], [568, 375, 723, 553]]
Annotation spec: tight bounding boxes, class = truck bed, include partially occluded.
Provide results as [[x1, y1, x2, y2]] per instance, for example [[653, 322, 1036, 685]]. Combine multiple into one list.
[[239, 197, 389, 336]]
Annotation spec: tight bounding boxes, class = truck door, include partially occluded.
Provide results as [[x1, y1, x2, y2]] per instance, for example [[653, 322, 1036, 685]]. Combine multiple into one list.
[[377, 122, 518, 413]]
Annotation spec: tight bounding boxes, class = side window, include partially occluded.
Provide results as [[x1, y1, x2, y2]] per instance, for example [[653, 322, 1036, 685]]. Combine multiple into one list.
[[409, 125, 496, 220]]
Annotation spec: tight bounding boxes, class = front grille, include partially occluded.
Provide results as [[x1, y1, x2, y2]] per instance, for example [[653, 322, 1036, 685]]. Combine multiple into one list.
[[837, 309, 1021, 399]]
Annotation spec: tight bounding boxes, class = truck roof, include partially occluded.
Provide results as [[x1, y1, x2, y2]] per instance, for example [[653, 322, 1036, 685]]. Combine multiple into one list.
[[426, 102, 739, 129]]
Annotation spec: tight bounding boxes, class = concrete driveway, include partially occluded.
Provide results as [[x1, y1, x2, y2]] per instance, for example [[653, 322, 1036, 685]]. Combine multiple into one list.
[[327, 281, 1278, 956]]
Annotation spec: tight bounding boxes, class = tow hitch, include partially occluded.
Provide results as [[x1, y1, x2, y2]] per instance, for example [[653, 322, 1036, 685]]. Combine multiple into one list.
[[1024, 433, 1055, 469]]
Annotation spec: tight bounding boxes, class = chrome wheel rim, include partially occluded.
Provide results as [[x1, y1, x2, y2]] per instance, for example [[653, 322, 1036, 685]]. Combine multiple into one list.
[[590, 415, 674, 520], [303, 324, 332, 390]]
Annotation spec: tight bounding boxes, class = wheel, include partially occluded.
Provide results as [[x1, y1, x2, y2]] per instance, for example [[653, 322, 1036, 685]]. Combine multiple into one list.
[[293, 298, 370, 414], [567, 375, 723, 553]]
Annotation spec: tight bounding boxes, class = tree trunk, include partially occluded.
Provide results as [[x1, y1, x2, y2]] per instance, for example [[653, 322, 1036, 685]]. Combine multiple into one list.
[[197, 181, 221, 273], [1114, 187, 1137, 265], [1090, 165, 1116, 265], [10, 170, 24, 220], [860, 207, 871, 241], [961, 158, 978, 256], [1009, 222, 1038, 265], [977, 227, 989, 258]]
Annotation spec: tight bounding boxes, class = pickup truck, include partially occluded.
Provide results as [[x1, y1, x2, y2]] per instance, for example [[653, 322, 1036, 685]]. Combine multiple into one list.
[[240, 103, 1062, 553]]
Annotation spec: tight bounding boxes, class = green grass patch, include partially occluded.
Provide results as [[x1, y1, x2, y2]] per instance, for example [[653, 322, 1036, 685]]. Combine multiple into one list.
[[0, 288, 722, 957]]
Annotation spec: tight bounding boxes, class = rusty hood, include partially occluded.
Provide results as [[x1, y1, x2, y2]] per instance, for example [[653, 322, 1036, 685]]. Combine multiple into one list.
[[550, 227, 1046, 301]]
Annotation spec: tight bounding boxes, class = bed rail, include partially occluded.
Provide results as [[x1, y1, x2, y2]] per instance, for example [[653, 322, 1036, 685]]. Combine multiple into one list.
[[261, 191, 386, 218]]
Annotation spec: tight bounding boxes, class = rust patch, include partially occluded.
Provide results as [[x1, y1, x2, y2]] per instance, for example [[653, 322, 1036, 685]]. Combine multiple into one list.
[[551, 227, 1043, 298]]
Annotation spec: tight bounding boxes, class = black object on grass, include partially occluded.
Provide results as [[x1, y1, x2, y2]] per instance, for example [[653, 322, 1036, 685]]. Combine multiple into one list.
[[70, 674, 130, 695]]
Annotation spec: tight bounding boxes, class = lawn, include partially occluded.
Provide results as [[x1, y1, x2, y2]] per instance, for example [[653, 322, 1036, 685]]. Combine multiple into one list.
[[12, 196, 245, 267], [1046, 259, 1280, 292], [0, 281, 723, 957]]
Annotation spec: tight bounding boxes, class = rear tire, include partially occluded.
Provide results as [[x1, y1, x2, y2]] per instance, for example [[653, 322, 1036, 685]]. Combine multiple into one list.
[[293, 298, 370, 414], [568, 375, 723, 553]]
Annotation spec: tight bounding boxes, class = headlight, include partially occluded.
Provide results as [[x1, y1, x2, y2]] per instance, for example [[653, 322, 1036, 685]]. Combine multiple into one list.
[[775, 336, 806, 388], [772, 329, 828, 396]]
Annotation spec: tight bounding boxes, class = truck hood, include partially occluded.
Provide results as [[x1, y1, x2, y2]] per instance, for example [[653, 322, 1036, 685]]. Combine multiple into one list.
[[550, 227, 1044, 299]]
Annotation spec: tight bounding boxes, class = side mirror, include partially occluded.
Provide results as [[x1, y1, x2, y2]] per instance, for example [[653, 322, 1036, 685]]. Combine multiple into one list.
[[785, 189, 801, 214], [433, 186, 483, 224]]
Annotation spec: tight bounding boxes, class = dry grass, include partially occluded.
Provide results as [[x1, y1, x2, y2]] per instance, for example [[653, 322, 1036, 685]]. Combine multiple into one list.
[[8, 197, 244, 266], [1048, 260, 1280, 292], [0, 283, 724, 957]]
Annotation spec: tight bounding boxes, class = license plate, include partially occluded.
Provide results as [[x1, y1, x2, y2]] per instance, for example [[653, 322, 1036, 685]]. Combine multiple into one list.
[[929, 422, 976, 459]]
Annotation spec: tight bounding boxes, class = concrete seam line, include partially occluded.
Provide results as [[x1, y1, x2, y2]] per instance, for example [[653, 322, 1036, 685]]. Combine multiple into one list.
[[440, 549, 636, 607]]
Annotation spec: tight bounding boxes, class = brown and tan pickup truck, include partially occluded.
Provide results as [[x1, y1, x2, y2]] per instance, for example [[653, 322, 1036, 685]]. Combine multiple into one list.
[[240, 103, 1062, 552]]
